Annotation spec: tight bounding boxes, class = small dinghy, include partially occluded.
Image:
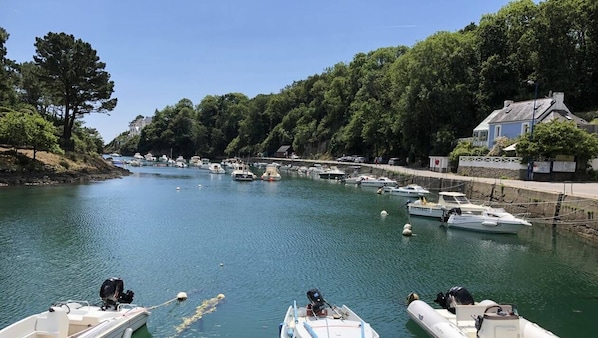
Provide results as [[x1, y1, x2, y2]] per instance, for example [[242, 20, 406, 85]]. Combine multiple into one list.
[[0, 278, 149, 338], [279, 288, 379, 338], [406, 286, 559, 338]]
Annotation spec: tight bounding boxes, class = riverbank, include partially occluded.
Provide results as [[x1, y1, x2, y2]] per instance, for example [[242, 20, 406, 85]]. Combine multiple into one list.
[[0, 148, 130, 186]]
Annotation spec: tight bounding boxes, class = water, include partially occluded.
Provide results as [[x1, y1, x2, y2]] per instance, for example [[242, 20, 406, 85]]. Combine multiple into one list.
[[1, 165, 597, 337]]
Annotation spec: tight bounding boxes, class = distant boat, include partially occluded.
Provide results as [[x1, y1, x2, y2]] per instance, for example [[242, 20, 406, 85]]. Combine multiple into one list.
[[109, 153, 121, 157], [261, 164, 281, 181], [385, 184, 430, 197], [318, 166, 346, 180], [231, 164, 257, 181], [209, 163, 226, 174]]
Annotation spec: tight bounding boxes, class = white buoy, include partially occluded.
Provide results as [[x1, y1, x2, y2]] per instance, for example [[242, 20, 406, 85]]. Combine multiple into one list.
[[177, 292, 188, 301], [176, 186, 181, 190], [403, 223, 412, 230], [220, 263, 224, 267], [402, 228, 413, 236], [380, 210, 388, 216], [198, 184, 202, 187]]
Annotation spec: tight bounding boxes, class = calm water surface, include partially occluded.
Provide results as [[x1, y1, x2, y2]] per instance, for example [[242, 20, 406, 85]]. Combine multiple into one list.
[[1, 165, 597, 337]]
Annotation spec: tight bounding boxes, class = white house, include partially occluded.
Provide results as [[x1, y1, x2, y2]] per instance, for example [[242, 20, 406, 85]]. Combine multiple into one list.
[[129, 116, 153, 136]]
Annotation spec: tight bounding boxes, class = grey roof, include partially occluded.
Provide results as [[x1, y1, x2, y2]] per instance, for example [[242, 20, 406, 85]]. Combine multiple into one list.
[[276, 145, 291, 152], [474, 110, 501, 131], [543, 110, 588, 125], [488, 97, 554, 124]]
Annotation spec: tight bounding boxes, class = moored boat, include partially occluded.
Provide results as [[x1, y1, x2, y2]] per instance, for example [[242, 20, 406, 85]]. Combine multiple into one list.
[[442, 207, 531, 234], [0, 278, 149, 338], [407, 192, 490, 219], [209, 162, 226, 174], [406, 286, 558, 338], [318, 166, 346, 180], [358, 176, 397, 188], [279, 289, 379, 338], [261, 164, 282, 181], [231, 164, 257, 181], [385, 184, 430, 197]]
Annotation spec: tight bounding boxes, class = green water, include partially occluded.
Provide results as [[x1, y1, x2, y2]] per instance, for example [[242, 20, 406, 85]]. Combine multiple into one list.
[[1, 165, 597, 337]]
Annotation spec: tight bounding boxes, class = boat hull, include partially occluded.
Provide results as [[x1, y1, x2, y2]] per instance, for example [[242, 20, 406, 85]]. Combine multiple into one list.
[[0, 303, 149, 338], [407, 299, 558, 338]]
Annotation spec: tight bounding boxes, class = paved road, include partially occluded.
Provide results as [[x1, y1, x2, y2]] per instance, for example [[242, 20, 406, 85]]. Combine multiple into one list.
[[271, 158, 598, 199]]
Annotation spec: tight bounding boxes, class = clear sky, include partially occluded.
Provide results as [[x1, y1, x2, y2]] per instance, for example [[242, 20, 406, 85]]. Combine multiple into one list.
[[2, 0, 515, 143]]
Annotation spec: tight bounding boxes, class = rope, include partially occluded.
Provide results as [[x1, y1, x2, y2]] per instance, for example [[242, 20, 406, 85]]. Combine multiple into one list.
[[148, 292, 188, 310]]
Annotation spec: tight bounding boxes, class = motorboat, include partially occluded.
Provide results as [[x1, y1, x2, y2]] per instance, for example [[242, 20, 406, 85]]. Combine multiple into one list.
[[406, 286, 558, 338], [407, 192, 490, 219], [0, 278, 149, 338], [442, 207, 532, 234], [318, 166, 346, 180], [358, 176, 397, 188], [385, 184, 430, 197], [133, 152, 143, 160], [231, 165, 257, 181], [279, 289, 379, 338], [342, 174, 377, 185], [209, 163, 226, 174], [261, 164, 282, 181]]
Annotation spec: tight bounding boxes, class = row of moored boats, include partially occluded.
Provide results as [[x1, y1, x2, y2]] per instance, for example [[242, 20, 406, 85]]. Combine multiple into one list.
[[0, 278, 559, 338]]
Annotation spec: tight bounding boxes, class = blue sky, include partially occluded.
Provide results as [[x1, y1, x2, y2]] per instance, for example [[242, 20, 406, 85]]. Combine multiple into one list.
[[2, 0, 515, 143]]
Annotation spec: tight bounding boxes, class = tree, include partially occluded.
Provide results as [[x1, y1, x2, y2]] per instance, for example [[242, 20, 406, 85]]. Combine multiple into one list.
[[33, 32, 116, 150], [0, 27, 18, 107], [516, 120, 598, 171], [0, 109, 60, 159]]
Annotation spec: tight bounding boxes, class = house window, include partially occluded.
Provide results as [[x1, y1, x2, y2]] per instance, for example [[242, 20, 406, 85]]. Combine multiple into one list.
[[522, 123, 530, 134], [494, 125, 501, 139]]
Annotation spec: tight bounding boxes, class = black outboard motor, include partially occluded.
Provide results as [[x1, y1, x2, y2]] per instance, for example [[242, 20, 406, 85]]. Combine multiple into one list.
[[99, 277, 135, 310], [306, 289, 327, 314], [441, 207, 462, 222], [434, 286, 474, 314]]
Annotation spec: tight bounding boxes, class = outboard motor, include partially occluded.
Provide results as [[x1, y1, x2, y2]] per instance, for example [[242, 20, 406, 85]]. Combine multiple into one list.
[[434, 286, 474, 314], [441, 207, 462, 222], [306, 289, 327, 315], [99, 277, 135, 310]]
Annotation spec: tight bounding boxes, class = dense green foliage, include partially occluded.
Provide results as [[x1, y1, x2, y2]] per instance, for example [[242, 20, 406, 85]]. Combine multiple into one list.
[[516, 120, 598, 170], [2, 0, 598, 164], [0, 108, 61, 159]]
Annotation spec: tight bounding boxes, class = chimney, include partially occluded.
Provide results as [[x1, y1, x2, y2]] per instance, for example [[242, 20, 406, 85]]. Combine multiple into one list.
[[504, 100, 513, 108]]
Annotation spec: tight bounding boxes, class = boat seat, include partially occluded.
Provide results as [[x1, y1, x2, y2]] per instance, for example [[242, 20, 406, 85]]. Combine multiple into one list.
[[35, 307, 69, 338]]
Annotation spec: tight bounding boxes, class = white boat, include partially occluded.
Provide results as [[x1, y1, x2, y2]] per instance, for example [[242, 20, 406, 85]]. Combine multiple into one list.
[[0, 278, 149, 338], [443, 207, 531, 234], [133, 152, 143, 160], [358, 176, 397, 188], [261, 164, 282, 181], [231, 165, 257, 181], [209, 162, 226, 174], [385, 184, 430, 197], [318, 166, 346, 180], [279, 289, 379, 338], [406, 286, 558, 338], [407, 192, 490, 219], [342, 174, 377, 185], [198, 158, 211, 170]]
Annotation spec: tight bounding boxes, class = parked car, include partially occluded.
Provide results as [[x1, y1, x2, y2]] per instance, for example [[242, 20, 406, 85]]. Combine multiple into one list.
[[354, 156, 366, 163], [388, 157, 402, 166]]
